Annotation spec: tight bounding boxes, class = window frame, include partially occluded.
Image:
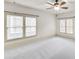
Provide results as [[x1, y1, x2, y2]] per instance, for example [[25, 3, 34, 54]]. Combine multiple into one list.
[[59, 18, 74, 34], [4, 11, 37, 42], [59, 19, 66, 33], [7, 14, 24, 40], [25, 16, 37, 37], [66, 19, 74, 34]]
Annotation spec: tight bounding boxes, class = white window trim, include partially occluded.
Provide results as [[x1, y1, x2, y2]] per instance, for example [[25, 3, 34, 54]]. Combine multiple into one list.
[[59, 18, 75, 34], [4, 11, 37, 41]]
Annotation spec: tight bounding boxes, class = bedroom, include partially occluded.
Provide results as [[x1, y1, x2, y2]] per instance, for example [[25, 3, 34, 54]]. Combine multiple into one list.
[[4, 0, 75, 59]]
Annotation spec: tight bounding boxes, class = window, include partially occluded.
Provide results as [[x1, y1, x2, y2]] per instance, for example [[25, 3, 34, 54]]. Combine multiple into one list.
[[25, 17, 36, 37], [7, 15, 23, 40], [60, 20, 65, 33], [59, 18, 74, 34], [5, 12, 37, 41], [66, 19, 73, 34]]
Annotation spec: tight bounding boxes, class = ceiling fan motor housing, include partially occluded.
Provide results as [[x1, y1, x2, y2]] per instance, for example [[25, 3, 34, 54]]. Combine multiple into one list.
[[55, 0, 58, 2]]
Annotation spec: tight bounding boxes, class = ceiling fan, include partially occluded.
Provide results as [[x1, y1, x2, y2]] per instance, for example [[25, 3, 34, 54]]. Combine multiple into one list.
[[46, 0, 68, 10]]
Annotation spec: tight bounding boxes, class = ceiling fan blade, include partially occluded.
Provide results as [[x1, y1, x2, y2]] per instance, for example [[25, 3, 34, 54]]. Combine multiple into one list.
[[46, 7, 52, 9], [46, 6, 54, 9], [46, 1, 54, 6], [60, 1, 66, 6], [54, 2, 59, 6], [61, 7, 68, 9]]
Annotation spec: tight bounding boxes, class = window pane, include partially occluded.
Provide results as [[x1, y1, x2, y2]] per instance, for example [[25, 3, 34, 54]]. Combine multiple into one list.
[[26, 32, 36, 37], [25, 17, 36, 26], [7, 15, 23, 27], [25, 27, 36, 32], [25, 27, 36, 37], [66, 26, 73, 34], [66, 19, 73, 34], [7, 15, 23, 40], [25, 16, 36, 37], [60, 20, 65, 33], [30, 27, 36, 32], [7, 28, 23, 40], [66, 19, 73, 26], [60, 27, 65, 33]]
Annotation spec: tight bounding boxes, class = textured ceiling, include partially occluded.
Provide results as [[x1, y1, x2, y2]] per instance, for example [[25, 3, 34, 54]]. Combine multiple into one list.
[[5, 0, 75, 14]]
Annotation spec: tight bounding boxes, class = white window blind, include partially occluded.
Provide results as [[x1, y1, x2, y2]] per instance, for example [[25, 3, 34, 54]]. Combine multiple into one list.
[[60, 20, 65, 33], [6, 12, 37, 41], [7, 15, 23, 40], [25, 17, 36, 37], [59, 18, 74, 34], [66, 19, 73, 34]]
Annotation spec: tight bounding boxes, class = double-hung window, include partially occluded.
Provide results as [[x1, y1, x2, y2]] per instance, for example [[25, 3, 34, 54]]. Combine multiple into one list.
[[59, 18, 74, 34], [66, 19, 74, 34], [60, 19, 65, 33], [5, 12, 37, 41], [25, 16, 36, 37], [7, 15, 23, 40]]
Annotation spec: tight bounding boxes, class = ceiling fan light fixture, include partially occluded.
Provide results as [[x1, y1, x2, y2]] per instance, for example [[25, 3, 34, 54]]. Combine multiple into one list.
[[46, 0, 68, 10], [54, 6, 60, 10]]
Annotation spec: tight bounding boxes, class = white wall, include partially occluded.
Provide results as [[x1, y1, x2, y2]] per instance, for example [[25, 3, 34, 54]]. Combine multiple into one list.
[[56, 13, 75, 39], [4, 2, 56, 48], [57, 12, 75, 18]]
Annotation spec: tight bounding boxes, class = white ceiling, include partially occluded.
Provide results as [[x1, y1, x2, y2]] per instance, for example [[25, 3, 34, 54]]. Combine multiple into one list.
[[5, 0, 75, 14]]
